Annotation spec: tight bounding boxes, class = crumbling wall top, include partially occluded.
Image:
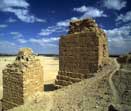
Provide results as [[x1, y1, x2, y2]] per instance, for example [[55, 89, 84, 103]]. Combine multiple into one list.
[[68, 18, 104, 34], [3, 48, 41, 75], [18, 48, 33, 56]]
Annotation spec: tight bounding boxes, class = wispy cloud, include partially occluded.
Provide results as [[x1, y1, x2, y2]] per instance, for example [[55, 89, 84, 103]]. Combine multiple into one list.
[[35, 18, 46, 23], [10, 32, 23, 38], [116, 11, 131, 22], [10, 32, 27, 44], [17, 38, 27, 43], [39, 17, 78, 36], [29, 37, 59, 47], [39, 25, 68, 36], [0, 41, 15, 47], [73, 6, 107, 18], [103, 0, 126, 10], [57, 17, 78, 27], [39, 26, 58, 36], [7, 18, 17, 23], [0, 0, 46, 23], [0, 24, 8, 28], [0, 0, 29, 8]]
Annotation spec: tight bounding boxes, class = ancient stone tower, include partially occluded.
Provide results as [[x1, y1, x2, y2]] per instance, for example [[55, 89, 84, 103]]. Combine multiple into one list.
[[2, 48, 44, 110], [55, 18, 109, 87]]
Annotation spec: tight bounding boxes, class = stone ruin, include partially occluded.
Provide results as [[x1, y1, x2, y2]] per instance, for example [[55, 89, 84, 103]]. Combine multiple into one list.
[[55, 18, 109, 88], [2, 48, 44, 110]]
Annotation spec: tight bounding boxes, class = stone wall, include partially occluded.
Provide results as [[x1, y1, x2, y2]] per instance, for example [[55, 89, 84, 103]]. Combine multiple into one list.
[[55, 18, 109, 88], [2, 48, 44, 110]]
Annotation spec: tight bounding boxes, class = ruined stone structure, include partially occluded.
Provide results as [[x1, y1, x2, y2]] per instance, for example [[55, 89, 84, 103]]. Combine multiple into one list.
[[2, 48, 44, 110], [55, 18, 109, 87]]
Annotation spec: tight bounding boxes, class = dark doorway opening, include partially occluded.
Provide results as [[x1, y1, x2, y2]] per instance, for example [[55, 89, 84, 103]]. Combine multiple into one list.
[[44, 84, 56, 92]]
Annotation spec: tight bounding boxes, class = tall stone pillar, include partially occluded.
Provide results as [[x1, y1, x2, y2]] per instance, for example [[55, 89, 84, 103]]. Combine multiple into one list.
[[55, 18, 109, 88]]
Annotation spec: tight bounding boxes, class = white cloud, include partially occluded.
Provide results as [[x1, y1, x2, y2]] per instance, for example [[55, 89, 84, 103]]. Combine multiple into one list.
[[57, 17, 78, 27], [10, 32, 23, 38], [0, 0, 29, 9], [29, 37, 59, 47], [39, 25, 68, 36], [35, 18, 46, 23], [103, 0, 126, 10], [0, 0, 46, 23], [39, 17, 78, 36], [105, 25, 131, 40], [0, 24, 8, 28], [39, 27, 56, 36], [73, 6, 107, 18], [10, 32, 27, 43], [74, 5, 88, 13], [57, 20, 69, 27], [104, 24, 131, 54], [116, 11, 131, 22]]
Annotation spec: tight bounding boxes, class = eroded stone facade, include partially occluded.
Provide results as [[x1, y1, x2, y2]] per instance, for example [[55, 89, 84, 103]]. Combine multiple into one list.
[[55, 18, 109, 87], [2, 48, 44, 110]]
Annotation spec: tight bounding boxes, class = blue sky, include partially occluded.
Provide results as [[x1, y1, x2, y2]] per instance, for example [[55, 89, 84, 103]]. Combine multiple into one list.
[[0, 0, 131, 54]]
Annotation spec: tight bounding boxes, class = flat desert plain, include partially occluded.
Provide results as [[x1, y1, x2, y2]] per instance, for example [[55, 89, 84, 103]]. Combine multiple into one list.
[[0, 56, 59, 99]]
